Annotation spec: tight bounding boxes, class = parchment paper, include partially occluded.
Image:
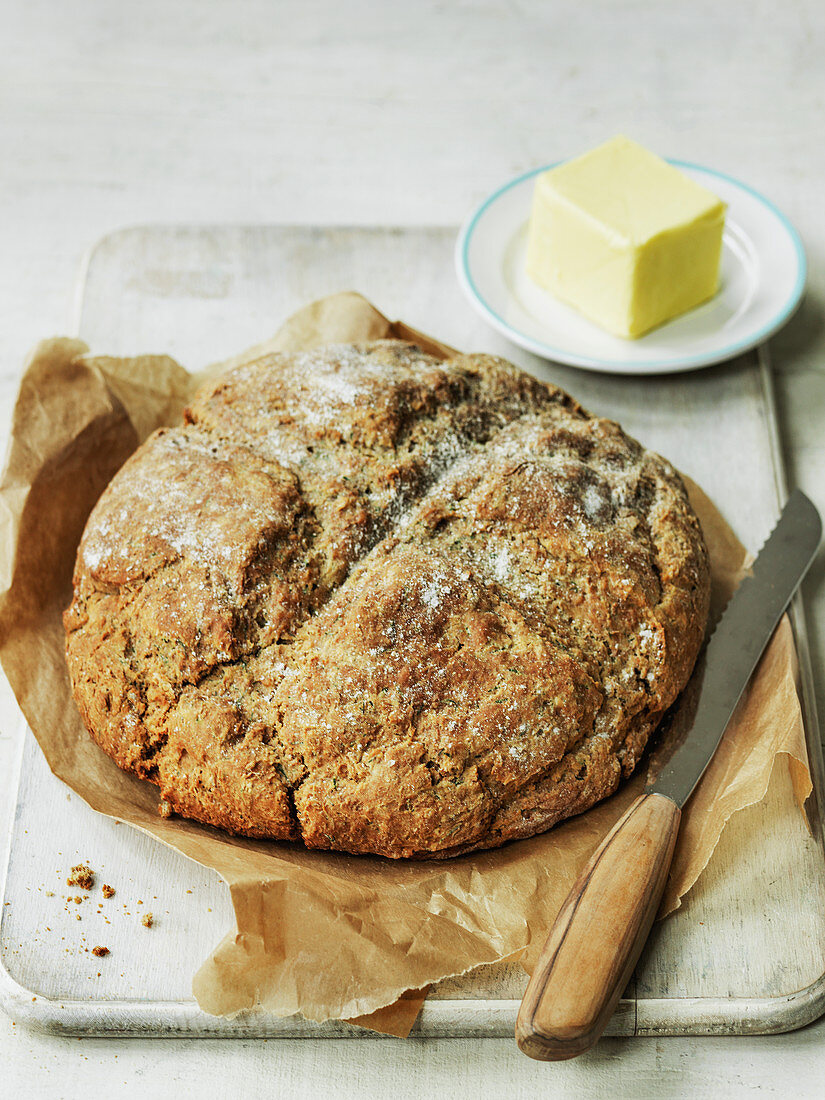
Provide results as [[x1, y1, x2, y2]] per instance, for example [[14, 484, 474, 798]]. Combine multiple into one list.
[[0, 292, 811, 1037]]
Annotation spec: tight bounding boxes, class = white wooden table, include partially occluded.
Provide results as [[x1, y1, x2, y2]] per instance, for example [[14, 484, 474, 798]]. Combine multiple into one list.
[[2, 2, 825, 1095]]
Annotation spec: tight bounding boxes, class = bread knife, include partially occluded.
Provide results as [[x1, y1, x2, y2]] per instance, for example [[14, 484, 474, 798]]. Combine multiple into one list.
[[516, 489, 822, 1061]]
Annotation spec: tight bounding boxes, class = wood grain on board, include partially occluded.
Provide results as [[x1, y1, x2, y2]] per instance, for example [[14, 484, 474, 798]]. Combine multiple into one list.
[[2, 225, 824, 1039]]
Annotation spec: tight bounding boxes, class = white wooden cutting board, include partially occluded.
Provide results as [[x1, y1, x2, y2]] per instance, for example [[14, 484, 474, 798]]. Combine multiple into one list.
[[1, 225, 824, 1038]]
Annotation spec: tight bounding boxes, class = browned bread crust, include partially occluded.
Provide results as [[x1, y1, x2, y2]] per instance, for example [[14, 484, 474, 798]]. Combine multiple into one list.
[[64, 342, 710, 858]]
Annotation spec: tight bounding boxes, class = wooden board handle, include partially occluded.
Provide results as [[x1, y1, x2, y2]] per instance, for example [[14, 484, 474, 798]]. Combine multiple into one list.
[[516, 791, 681, 1061]]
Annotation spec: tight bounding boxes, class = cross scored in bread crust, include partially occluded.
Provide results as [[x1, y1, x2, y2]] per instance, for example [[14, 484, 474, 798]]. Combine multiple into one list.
[[64, 342, 710, 858]]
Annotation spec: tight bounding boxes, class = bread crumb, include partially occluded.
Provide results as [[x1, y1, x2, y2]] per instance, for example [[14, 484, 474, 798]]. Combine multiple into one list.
[[67, 865, 94, 891], [158, 800, 173, 818], [102, 884, 115, 899], [141, 912, 154, 929], [92, 946, 109, 958]]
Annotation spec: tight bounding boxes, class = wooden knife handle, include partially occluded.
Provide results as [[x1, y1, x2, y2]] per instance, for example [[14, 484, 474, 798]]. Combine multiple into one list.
[[516, 791, 681, 1061]]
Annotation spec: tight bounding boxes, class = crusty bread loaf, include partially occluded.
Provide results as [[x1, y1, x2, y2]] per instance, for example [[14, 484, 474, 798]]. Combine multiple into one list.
[[64, 341, 710, 858]]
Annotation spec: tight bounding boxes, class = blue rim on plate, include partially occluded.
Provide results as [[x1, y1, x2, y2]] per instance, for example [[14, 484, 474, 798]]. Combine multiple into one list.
[[455, 161, 807, 373]]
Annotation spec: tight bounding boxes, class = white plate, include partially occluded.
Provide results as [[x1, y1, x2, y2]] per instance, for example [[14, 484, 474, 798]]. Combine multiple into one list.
[[455, 162, 806, 374]]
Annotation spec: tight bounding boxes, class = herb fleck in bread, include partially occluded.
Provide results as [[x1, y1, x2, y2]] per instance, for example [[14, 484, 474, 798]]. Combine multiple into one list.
[[64, 341, 710, 857]]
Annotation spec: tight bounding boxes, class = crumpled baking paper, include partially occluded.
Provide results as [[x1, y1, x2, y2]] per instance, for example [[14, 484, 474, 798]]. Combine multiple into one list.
[[0, 292, 811, 1036]]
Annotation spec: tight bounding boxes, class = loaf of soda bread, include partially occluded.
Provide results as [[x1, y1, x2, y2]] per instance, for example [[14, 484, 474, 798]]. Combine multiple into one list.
[[64, 341, 710, 858]]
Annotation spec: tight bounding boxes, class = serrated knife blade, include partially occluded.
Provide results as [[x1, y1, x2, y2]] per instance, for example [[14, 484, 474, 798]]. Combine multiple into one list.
[[517, 488, 822, 1062], [650, 488, 821, 808]]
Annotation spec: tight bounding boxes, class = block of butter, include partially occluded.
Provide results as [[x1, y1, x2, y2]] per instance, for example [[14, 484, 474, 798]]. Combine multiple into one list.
[[526, 136, 726, 338]]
